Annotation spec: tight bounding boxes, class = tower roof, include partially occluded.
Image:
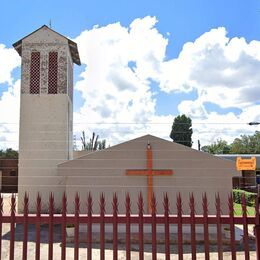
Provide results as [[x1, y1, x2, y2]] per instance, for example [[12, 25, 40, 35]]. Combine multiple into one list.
[[13, 25, 81, 65]]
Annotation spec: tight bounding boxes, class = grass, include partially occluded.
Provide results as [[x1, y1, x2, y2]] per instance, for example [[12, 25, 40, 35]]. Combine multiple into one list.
[[233, 203, 255, 216]]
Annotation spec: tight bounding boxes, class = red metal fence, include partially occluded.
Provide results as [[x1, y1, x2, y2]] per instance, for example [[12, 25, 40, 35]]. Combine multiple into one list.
[[0, 192, 259, 260]]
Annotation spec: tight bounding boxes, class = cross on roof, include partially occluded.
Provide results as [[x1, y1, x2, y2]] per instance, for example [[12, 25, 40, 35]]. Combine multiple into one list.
[[126, 142, 173, 213]]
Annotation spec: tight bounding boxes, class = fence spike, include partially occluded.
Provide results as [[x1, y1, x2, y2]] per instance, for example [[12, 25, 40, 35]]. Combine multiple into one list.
[[125, 193, 131, 213], [228, 192, 234, 216], [87, 192, 93, 215], [163, 193, 170, 215], [74, 192, 80, 214], [189, 193, 195, 214], [49, 193, 54, 214], [99, 193, 106, 214], [202, 193, 208, 215], [177, 192, 183, 215], [138, 192, 144, 216], [215, 193, 221, 215], [36, 193, 41, 215], [151, 193, 157, 215], [10, 193, 16, 215], [112, 193, 118, 215], [0, 194, 3, 215], [23, 192, 29, 215]]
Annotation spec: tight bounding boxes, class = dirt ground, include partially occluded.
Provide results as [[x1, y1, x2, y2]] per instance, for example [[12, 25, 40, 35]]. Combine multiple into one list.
[[1, 194, 257, 259]]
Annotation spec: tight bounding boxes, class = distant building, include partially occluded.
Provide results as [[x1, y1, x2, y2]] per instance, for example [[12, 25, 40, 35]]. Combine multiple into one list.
[[0, 158, 18, 193], [216, 154, 260, 192]]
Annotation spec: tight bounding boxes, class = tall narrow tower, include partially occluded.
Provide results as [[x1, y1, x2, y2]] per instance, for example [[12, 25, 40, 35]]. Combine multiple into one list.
[[13, 26, 80, 212]]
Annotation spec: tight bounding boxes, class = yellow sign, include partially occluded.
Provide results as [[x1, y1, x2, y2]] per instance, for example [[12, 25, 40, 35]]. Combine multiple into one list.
[[236, 157, 256, 171]]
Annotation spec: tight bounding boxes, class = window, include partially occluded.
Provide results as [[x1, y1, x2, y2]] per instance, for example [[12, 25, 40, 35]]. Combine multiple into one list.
[[48, 52, 58, 94], [29, 52, 40, 94]]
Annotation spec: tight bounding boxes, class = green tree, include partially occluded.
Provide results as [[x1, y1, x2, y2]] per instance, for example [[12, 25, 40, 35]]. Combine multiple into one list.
[[230, 131, 260, 154], [201, 139, 231, 154], [0, 148, 18, 158], [80, 131, 107, 151], [170, 114, 193, 147]]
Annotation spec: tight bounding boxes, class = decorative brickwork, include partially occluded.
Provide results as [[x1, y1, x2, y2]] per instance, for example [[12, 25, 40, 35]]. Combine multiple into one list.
[[29, 52, 40, 94], [48, 52, 58, 94]]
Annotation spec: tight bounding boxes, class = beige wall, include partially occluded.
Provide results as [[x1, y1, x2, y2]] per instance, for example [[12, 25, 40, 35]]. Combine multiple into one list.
[[17, 27, 74, 212], [58, 135, 236, 215]]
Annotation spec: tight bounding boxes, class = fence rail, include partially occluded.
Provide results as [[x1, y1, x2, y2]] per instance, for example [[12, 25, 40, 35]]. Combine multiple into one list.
[[0, 192, 259, 260]]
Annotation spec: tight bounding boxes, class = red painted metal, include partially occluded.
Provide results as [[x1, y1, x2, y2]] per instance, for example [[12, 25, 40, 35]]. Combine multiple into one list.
[[87, 192, 93, 260], [189, 193, 196, 260], [0, 192, 258, 259], [177, 193, 183, 260], [61, 193, 67, 260], [228, 193, 236, 260], [74, 193, 80, 260], [138, 193, 144, 260], [100, 193, 105, 260], [113, 193, 118, 260], [35, 193, 41, 260], [163, 193, 170, 260], [125, 193, 131, 260], [9, 194, 15, 260], [151, 193, 157, 260], [255, 196, 260, 260], [202, 193, 209, 260], [0, 195, 3, 260], [241, 194, 249, 260], [215, 194, 223, 260], [22, 193, 29, 260], [48, 193, 54, 260]]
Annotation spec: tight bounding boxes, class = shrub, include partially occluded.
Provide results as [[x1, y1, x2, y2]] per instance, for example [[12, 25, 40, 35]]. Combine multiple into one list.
[[232, 189, 257, 207]]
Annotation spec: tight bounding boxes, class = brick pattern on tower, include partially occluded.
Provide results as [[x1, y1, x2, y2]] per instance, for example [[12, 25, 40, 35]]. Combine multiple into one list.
[[48, 52, 58, 94], [29, 52, 40, 94]]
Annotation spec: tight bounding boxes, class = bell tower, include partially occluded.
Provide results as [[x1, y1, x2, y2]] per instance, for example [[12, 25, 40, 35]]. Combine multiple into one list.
[[13, 25, 81, 212]]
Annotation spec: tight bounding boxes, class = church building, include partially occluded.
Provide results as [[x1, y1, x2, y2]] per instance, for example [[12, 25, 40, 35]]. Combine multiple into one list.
[[14, 26, 237, 214]]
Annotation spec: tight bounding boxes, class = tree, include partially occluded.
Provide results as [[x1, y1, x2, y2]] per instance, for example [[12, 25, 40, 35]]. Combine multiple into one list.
[[170, 114, 193, 147], [80, 131, 107, 151], [0, 148, 18, 158], [201, 139, 231, 154], [230, 131, 260, 154]]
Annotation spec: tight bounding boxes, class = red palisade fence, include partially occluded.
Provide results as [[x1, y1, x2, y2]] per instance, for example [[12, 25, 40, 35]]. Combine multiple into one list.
[[0, 192, 259, 259]]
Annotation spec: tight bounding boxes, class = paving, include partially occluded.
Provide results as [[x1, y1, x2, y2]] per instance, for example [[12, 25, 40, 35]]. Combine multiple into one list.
[[0, 194, 257, 259]]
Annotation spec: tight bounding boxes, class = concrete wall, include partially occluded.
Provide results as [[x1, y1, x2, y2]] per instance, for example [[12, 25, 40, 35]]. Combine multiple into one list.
[[18, 27, 74, 212], [58, 135, 236, 215]]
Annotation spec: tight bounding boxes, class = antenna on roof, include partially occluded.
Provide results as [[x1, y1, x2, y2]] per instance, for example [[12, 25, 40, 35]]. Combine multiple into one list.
[[49, 19, 52, 29]]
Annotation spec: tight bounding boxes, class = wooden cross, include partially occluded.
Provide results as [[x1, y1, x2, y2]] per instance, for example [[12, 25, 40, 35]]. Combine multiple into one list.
[[126, 142, 173, 213]]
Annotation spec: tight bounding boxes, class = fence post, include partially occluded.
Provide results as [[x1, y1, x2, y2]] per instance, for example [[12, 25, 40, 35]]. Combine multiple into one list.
[[74, 193, 80, 260], [35, 193, 41, 260], [61, 193, 67, 260], [125, 193, 131, 260], [113, 193, 118, 260], [163, 193, 170, 260], [190, 193, 196, 260], [9, 194, 16, 260], [202, 193, 209, 260], [177, 193, 183, 260], [100, 193, 105, 260], [151, 193, 157, 260], [22, 193, 29, 260], [87, 192, 93, 260], [255, 193, 260, 260], [138, 193, 144, 260], [0, 195, 3, 260]]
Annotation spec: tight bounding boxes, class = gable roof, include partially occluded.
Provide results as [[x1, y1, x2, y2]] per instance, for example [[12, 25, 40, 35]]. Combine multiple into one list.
[[58, 134, 236, 167], [13, 25, 81, 65]]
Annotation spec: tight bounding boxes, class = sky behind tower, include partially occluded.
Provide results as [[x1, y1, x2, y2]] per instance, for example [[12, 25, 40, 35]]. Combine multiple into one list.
[[0, 0, 260, 149]]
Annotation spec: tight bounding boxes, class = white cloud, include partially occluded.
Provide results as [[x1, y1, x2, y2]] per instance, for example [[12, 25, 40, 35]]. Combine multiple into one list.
[[0, 80, 20, 149], [73, 18, 260, 148], [0, 44, 20, 85], [0, 18, 259, 150]]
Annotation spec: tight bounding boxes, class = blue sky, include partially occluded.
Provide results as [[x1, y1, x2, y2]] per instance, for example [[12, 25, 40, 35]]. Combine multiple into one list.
[[0, 0, 260, 148]]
